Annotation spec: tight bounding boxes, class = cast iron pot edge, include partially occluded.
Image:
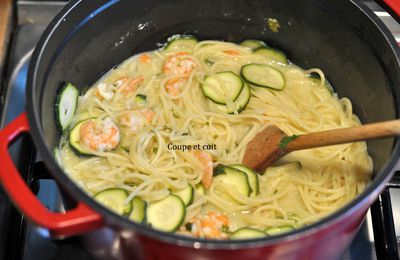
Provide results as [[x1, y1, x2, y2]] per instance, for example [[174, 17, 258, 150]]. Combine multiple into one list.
[[25, 0, 400, 250]]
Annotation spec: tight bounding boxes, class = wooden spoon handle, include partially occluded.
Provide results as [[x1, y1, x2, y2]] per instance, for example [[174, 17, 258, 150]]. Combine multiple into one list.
[[285, 120, 400, 152]]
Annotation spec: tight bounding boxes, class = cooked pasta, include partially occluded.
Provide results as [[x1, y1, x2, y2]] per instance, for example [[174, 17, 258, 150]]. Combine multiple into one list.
[[58, 36, 372, 239]]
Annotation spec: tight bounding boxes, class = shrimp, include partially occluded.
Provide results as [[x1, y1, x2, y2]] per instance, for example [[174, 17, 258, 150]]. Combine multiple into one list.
[[119, 108, 155, 131], [163, 52, 197, 76], [165, 77, 186, 97], [139, 53, 151, 63], [223, 50, 240, 55], [80, 117, 120, 152], [188, 211, 229, 239], [95, 82, 114, 101], [193, 150, 213, 189], [116, 75, 144, 96]]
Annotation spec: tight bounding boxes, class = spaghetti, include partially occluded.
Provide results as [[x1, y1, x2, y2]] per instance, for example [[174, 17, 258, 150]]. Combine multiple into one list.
[[58, 37, 372, 239]]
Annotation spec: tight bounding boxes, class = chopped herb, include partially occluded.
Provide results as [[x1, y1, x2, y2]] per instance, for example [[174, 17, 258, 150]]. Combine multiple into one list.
[[153, 147, 158, 154], [214, 164, 226, 175], [278, 135, 298, 150], [185, 223, 193, 231], [122, 146, 130, 152], [135, 94, 147, 105], [234, 142, 239, 147], [182, 132, 189, 136], [172, 110, 180, 118], [205, 58, 215, 66], [273, 189, 278, 194], [267, 18, 280, 33], [221, 225, 230, 233], [225, 149, 230, 153]]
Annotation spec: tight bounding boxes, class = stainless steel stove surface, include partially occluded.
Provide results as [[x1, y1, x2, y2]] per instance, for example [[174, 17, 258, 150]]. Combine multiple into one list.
[[0, 1, 399, 260]]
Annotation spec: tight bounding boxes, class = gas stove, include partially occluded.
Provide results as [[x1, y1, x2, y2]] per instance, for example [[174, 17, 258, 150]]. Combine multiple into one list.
[[0, 1, 399, 259]]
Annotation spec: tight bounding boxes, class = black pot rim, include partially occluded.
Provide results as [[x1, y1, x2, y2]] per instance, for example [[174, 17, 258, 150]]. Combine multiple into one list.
[[26, 0, 400, 249]]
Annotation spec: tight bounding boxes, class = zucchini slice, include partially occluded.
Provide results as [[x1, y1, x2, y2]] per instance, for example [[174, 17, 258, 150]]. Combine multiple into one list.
[[254, 46, 288, 64], [284, 161, 302, 170], [230, 227, 265, 239], [94, 188, 132, 216], [231, 164, 259, 197], [202, 71, 244, 104], [174, 185, 194, 206], [288, 213, 303, 227], [146, 195, 186, 232], [288, 212, 301, 222], [55, 82, 79, 131], [240, 39, 267, 50], [130, 197, 147, 223], [195, 184, 206, 196], [69, 119, 93, 156], [213, 165, 251, 197], [164, 35, 198, 53], [214, 83, 251, 114], [265, 161, 302, 175], [241, 64, 285, 90], [135, 94, 147, 105], [265, 226, 294, 236]]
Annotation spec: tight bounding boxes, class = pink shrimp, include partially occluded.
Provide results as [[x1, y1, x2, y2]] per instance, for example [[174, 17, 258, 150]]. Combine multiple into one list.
[[193, 150, 213, 189], [79, 117, 120, 152], [223, 50, 240, 55], [139, 53, 151, 63], [116, 75, 144, 96], [188, 211, 229, 239], [119, 108, 155, 131], [95, 82, 114, 101], [165, 77, 186, 97], [163, 52, 197, 76]]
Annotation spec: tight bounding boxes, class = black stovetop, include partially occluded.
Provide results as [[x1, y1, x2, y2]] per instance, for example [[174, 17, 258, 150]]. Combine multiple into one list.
[[0, 1, 399, 260]]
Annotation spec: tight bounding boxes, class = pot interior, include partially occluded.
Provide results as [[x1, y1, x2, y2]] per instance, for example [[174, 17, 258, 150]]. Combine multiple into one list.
[[29, 0, 399, 232]]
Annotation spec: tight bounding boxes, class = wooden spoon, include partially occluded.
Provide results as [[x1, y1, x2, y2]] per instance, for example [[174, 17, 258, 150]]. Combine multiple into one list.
[[242, 120, 400, 171]]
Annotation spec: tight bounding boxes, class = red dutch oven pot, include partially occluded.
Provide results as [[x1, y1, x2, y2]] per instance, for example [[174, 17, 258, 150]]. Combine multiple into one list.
[[1, 0, 400, 259]]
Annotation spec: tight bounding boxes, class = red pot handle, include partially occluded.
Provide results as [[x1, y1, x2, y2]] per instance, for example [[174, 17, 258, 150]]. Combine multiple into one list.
[[0, 113, 104, 237], [382, 0, 400, 18], [381, 0, 400, 46]]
